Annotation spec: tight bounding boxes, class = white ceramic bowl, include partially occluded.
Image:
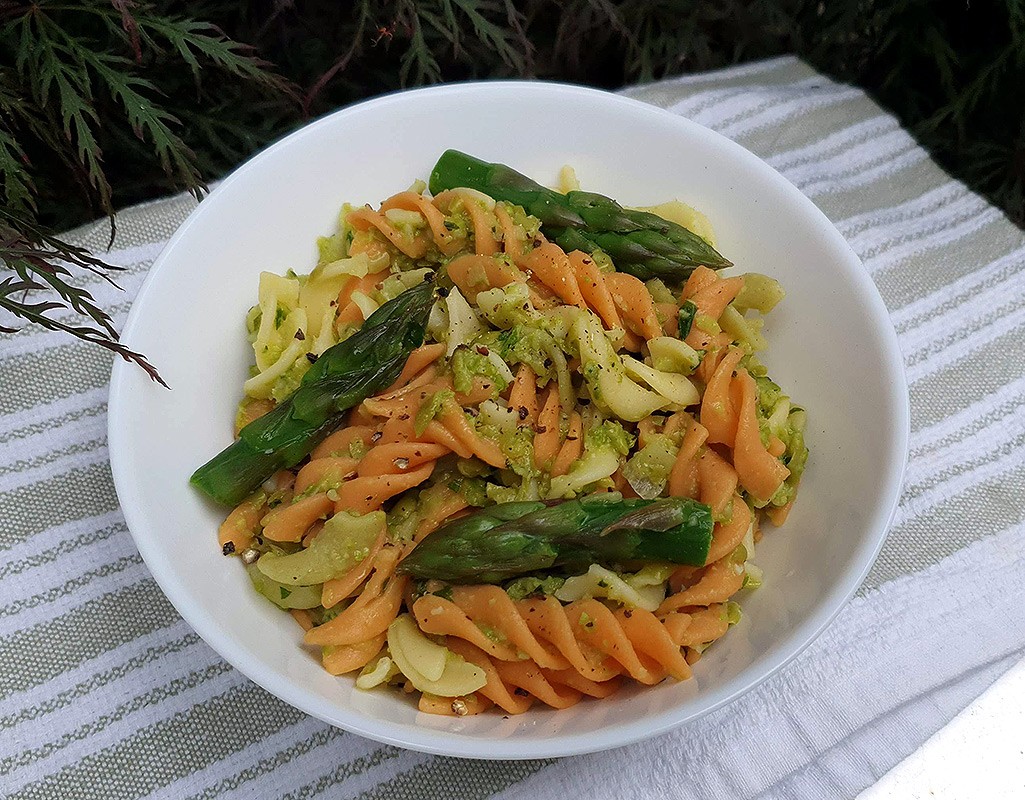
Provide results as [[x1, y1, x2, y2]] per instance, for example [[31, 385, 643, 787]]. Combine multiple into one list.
[[108, 81, 909, 759]]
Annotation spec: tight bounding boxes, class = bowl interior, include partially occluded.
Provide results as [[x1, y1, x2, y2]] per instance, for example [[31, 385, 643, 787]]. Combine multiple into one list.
[[108, 82, 908, 759]]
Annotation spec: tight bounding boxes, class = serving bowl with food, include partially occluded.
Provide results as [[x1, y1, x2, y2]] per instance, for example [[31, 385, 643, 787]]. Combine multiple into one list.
[[108, 82, 908, 758]]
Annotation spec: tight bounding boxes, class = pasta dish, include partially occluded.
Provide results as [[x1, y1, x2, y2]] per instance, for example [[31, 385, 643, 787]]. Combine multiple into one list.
[[191, 151, 808, 717]]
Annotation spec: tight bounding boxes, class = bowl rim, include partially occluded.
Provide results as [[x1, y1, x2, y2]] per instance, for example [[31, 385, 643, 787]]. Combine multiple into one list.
[[108, 79, 911, 760]]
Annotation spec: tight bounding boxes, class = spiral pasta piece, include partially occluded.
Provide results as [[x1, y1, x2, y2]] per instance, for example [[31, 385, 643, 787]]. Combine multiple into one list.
[[667, 418, 708, 499], [662, 410, 691, 440], [701, 347, 744, 446], [766, 498, 795, 527], [604, 272, 662, 341], [533, 387, 562, 470], [568, 250, 621, 330], [656, 301, 680, 337], [523, 242, 588, 310], [357, 442, 449, 478], [414, 587, 708, 690], [261, 493, 334, 543], [333, 464, 435, 515], [677, 606, 730, 647], [418, 692, 494, 716], [312, 415, 449, 518], [380, 192, 463, 256], [613, 606, 692, 681], [696, 449, 739, 519], [379, 413, 416, 445], [443, 639, 534, 714], [515, 595, 621, 681], [551, 412, 583, 477], [705, 494, 752, 564], [564, 599, 666, 685], [360, 375, 449, 419], [322, 529, 386, 608], [495, 203, 528, 265], [733, 369, 791, 501], [322, 634, 387, 676], [219, 493, 265, 552], [433, 189, 501, 255], [414, 587, 570, 669], [518, 240, 666, 345], [347, 207, 430, 260], [508, 364, 539, 424], [345, 188, 534, 279], [659, 559, 744, 614], [543, 668, 623, 699], [438, 397, 507, 468], [454, 377, 496, 407], [334, 271, 384, 328], [445, 639, 625, 713], [305, 545, 406, 648], [384, 343, 446, 393], [447, 253, 524, 303], [419, 421, 473, 458], [681, 265, 720, 301], [293, 457, 358, 496], [690, 274, 745, 320], [491, 659, 583, 709]]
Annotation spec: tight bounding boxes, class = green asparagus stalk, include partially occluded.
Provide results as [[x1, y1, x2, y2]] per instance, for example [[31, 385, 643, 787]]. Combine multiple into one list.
[[428, 149, 732, 281], [428, 150, 587, 229], [191, 280, 435, 506], [399, 495, 713, 583]]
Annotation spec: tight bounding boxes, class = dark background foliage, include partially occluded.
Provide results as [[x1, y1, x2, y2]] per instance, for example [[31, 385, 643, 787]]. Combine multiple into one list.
[[14, 0, 1025, 230], [1, 0, 1022, 374]]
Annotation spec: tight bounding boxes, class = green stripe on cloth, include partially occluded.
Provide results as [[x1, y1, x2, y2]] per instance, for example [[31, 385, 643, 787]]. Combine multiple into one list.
[[182, 729, 350, 800], [909, 326, 1025, 430], [352, 757, 554, 800], [0, 553, 142, 618], [867, 463, 1025, 587], [0, 462, 119, 548], [7, 684, 307, 800], [0, 633, 201, 730], [0, 521, 125, 580], [1, 56, 1023, 798], [0, 580, 179, 697], [0, 437, 106, 477], [279, 748, 410, 800], [0, 403, 107, 446], [0, 346, 114, 415], [2, 661, 236, 774]]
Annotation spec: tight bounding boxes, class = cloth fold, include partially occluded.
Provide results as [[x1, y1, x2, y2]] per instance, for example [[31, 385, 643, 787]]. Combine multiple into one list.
[[2, 55, 1023, 799]]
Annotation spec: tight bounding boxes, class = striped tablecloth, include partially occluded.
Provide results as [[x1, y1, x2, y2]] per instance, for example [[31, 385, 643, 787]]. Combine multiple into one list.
[[3, 56, 1024, 799]]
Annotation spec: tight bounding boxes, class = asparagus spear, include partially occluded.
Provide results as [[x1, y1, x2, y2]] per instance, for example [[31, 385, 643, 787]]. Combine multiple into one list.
[[191, 279, 435, 506], [428, 149, 732, 281], [428, 150, 587, 229], [399, 495, 713, 583]]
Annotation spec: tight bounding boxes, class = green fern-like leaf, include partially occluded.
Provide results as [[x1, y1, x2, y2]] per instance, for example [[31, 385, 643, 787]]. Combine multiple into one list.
[[451, 0, 530, 73], [0, 209, 166, 385], [0, 122, 35, 215], [136, 15, 295, 97], [398, 1, 443, 85], [0, 0, 295, 383], [16, 12, 114, 215], [81, 50, 204, 193]]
